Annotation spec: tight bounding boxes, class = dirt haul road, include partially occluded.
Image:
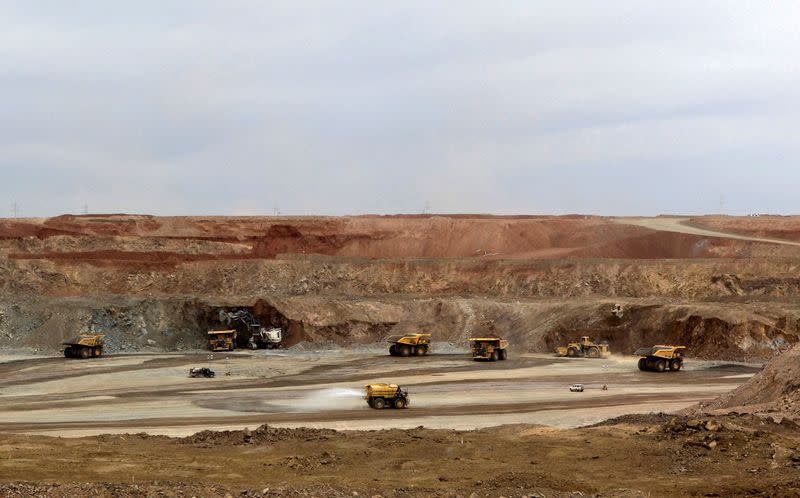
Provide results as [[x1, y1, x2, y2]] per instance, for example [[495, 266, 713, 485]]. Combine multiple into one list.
[[0, 349, 755, 437], [616, 217, 800, 246]]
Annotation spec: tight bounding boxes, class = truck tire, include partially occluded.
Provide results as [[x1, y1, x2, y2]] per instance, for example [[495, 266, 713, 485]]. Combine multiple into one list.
[[415, 346, 425, 356], [389, 345, 397, 356], [500, 349, 508, 360], [250, 342, 258, 350], [372, 398, 386, 409], [92, 348, 102, 357], [394, 398, 406, 409], [79, 347, 90, 359], [64, 347, 73, 358], [400, 345, 411, 357], [670, 359, 682, 371], [491, 350, 500, 361], [567, 348, 578, 358], [638, 358, 646, 371], [587, 347, 599, 358], [655, 359, 666, 372]]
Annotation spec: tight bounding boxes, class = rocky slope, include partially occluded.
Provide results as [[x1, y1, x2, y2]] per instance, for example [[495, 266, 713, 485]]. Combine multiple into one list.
[[2, 214, 800, 359], [692, 342, 800, 420]]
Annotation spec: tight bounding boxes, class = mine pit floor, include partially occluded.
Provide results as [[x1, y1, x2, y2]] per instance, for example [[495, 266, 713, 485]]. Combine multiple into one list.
[[0, 350, 756, 437]]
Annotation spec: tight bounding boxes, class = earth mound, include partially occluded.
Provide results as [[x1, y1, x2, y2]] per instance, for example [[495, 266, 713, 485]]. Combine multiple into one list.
[[181, 424, 336, 447], [692, 343, 800, 419]]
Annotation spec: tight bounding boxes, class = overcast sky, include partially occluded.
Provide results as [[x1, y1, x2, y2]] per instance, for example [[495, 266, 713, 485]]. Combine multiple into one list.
[[2, 2, 799, 216]]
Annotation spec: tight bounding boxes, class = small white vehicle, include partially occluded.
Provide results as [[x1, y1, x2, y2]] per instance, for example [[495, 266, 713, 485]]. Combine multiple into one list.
[[569, 383, 584, 392]]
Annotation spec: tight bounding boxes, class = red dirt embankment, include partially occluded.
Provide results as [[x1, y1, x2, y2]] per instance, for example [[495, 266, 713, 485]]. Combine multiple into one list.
[[1, 214, 781, 266]]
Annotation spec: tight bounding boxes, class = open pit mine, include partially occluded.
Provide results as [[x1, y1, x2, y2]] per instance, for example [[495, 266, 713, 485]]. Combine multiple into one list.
[[0, 214, 799, 497]]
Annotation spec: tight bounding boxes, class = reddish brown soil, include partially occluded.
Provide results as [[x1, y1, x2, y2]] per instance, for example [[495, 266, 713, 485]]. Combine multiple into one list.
[[2, 214, 794, 267], [0, 415, 798, 497], [7, 250, 238, 268]]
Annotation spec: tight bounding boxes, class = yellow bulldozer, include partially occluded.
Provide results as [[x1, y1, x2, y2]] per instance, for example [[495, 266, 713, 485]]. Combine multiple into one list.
[[63, 334, 105, 359], [208, 330, 237, 351], [635, 345, 686, 372], [555, 336, 610, 359], [388, 333, 431, 356], [469, 337, 509, 361], [364, 383, 410, 409]]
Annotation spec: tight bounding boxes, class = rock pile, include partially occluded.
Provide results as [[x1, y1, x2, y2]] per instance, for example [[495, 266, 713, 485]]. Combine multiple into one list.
[[695, 343, 800, 420], [181, 423, 336, 447]]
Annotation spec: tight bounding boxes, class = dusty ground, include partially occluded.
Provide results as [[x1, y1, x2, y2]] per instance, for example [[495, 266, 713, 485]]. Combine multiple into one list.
[[0, 349, 755, 436], [0, 413, 798, 497], [1, 349, 795, 498]]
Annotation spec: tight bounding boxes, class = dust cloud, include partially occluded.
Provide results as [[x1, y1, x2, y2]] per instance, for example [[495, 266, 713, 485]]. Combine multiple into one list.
[[291, 387, 366, 411]]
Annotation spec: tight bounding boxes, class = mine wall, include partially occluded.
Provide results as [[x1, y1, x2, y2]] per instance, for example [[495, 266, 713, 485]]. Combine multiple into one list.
[[3, 223, 800, 361], [0, 294, 797, 361], [7, 256, 800, 300]]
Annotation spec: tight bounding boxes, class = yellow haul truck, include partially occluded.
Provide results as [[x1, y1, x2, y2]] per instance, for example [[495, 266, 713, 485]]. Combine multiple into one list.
[[63, 334, 105, 359], [469, 337, 509, 361], [635, 345, 686, 372], [208, 330, 237, 351], [555, 336, 610, 358], [388, 333, 432, 356], [364, 383, 410, 409]]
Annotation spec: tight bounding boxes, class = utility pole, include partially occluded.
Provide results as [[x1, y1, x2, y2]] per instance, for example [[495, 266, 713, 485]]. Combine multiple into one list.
[[423, 200, 431, 214], [82, 203, 88, 215], [272, 205, 281, 216], [11, 202, 18, 218]]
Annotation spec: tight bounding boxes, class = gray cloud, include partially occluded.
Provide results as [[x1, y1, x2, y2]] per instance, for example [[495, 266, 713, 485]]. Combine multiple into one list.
[[2, 1, 799, 216]]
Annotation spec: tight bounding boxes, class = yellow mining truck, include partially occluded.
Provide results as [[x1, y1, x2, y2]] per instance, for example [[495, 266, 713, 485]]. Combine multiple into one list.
[[636, 345, 686, 372], [63, 334, 105, 359], [208, 330, 237, 351], [388, 333, 431, 356], [555, 336, 610, 358], [364, 383, 410, 409], [469, 337, 509, 361]]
